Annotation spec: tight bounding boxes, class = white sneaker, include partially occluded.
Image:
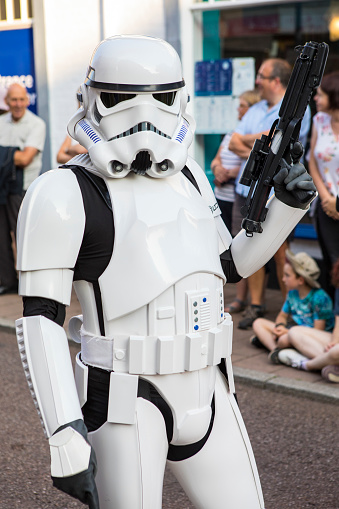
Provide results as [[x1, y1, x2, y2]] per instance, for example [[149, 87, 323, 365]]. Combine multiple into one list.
[[278, 348, 309, 368]]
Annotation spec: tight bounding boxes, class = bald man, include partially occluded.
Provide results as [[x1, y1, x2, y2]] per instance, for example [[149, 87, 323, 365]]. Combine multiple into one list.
[[0, 83, 45, 294]]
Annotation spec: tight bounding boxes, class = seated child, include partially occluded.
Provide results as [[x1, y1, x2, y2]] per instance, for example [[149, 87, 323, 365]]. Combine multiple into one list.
[[276, 259, 339, 382], [250, 249, 334, 364]]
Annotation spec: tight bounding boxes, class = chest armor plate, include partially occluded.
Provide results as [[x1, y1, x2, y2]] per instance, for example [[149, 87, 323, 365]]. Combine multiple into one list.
[[98, 172, 224, 321]]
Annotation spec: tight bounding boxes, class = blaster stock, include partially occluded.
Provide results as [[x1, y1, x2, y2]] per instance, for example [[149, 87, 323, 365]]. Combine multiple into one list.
[[240, 41, 329, 235]]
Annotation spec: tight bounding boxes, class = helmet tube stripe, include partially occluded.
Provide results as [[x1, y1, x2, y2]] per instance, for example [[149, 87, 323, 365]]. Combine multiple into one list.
[[85, 78, 185, 93]]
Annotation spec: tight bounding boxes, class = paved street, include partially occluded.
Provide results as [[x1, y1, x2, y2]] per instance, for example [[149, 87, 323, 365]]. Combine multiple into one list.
[[1, 327, 338, 509]]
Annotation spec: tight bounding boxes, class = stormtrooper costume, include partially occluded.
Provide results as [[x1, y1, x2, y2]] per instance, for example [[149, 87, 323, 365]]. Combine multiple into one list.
[[16, 36, 316, 509]]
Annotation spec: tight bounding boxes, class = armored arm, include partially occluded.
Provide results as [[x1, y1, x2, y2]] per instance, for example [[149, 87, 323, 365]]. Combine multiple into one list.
[[15, 169, 99, 508], [16, 314, 99, 509], [240, 41, 328, 235]]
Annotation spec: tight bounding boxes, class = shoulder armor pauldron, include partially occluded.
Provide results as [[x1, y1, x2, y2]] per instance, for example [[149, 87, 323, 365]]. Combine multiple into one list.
[[17, 168, 86, 271]]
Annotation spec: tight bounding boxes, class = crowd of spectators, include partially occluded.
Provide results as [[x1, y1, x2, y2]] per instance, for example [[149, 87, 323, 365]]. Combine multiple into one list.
[[211, 89, 260, 314], [212, 59, 339, 384], [0, 60, 338, 384], [228, 58, 311, 329]]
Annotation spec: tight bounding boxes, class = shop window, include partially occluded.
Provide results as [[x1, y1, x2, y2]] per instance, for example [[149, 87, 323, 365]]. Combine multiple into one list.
[[0, 0, 6, 20], [219, 1, 338, 73], [0, 0, 33, 22], [13, 0, 21, 19]]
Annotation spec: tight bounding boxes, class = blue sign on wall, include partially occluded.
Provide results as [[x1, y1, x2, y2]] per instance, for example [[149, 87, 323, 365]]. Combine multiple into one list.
[[195, 59, 233, 96], [0, 27, 37, 113]]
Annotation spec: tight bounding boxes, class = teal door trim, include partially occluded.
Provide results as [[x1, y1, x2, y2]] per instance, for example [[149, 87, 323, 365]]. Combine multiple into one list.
[[202, 10, 221, 186]]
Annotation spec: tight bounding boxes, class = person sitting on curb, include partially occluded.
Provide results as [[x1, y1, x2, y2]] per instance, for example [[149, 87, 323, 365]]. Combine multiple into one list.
[[250, 250, 334, 364], [276, 258, 339, 383]]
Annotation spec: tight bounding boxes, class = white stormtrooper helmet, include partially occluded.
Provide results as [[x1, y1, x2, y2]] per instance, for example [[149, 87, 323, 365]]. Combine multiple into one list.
[[67, 35, 195, 178]]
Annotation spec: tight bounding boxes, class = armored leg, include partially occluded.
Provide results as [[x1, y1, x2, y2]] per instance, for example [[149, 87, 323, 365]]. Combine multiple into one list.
[[168, 369, 265, 509], [88, 397, 168, 509]]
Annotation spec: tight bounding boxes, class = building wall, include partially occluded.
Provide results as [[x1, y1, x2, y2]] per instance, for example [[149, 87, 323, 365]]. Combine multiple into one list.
[[179, 0, 203, 164], [102, 0, 165, 40], [32, 0, 171, 170], [10, 0, 334, 174], [184, 0, 335, 173], [32, 0, 101, 170]]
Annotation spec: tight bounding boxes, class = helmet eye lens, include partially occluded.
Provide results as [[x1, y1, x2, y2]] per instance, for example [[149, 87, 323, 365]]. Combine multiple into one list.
[[100, 91, 177, 108], [100, 92, 136, 108], [153, 91, 177, 106]]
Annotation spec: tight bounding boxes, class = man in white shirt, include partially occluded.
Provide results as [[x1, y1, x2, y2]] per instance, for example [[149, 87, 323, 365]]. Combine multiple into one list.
[[0, 83, 46, 294]]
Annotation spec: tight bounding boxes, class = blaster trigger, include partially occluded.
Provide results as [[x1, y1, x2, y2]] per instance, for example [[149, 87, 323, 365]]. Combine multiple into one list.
[[291, 141, 304, 163]]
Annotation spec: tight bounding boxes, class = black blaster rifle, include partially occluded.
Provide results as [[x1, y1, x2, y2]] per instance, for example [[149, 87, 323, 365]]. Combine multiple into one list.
[[240, 41, 329, 236]]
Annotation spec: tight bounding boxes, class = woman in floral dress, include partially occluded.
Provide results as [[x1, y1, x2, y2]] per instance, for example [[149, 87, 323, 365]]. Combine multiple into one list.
[[309, 72, 339, 298]]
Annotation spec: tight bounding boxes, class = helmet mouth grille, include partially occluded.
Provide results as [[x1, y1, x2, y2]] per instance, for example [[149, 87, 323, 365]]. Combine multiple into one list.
[[109, 122, 170, 141], [131, 151, 152, 175]]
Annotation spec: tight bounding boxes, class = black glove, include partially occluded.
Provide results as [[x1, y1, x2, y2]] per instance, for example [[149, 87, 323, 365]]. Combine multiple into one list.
[[51, 419, 100, 509], [273, 160, 316, 209]]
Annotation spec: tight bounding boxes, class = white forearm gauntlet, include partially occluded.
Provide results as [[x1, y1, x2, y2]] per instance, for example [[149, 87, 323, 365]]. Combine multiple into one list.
[[16, 315, 83, 437], [231, 197, 306, 278]]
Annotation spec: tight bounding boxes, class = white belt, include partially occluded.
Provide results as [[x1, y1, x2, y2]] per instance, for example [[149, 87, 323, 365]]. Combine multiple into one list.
[[79, 315, 233, 375]]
